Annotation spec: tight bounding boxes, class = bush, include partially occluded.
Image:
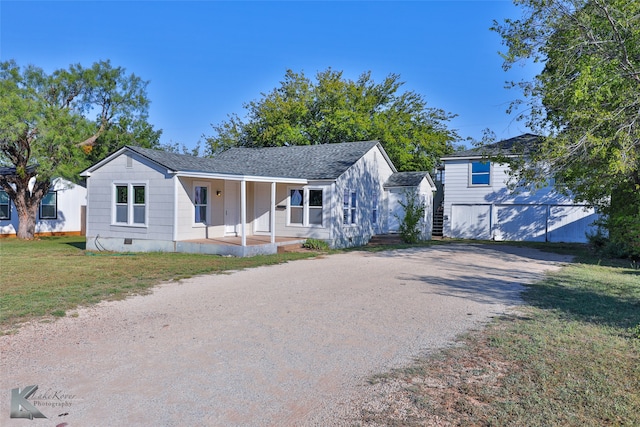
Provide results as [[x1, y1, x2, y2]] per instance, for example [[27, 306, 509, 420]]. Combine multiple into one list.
[[302, 238, 329, 251], [588, 215, 640, 261], [396, 190, 427, 244]]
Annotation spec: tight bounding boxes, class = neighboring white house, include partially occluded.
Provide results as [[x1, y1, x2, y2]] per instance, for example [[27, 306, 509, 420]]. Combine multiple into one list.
[[0, 177, 87, 237], [440, 134, 598, 243], [80, 141, 435, 256]]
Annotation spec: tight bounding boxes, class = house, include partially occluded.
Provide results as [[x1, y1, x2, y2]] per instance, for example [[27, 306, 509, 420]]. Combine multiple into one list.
[[439, 134, 598, 243], [80, 141, 435, 256], [0, 176, 87, 237]]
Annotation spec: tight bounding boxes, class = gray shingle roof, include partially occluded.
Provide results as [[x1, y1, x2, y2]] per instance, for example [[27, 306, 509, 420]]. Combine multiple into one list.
[[442, 133, 541, 159], [127, 141, 382, 180], [384, 172, 430, 188], [125, 146, 219, 173]]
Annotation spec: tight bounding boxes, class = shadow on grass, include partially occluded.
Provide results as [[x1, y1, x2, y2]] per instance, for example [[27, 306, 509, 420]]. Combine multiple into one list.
[[522, 268, 640, 330], [65, 240, 86, 250]]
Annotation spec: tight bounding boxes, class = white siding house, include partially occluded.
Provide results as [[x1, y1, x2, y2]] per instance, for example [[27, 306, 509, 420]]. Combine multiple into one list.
[[440, 134, 598, 243], [81, 141, 434, 256], [0, 177, 87, 237]]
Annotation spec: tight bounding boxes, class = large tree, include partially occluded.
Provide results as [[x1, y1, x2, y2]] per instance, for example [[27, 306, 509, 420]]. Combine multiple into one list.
[[206, 69, 458, 172], [0, 60, 161, 239], [492, 0, 640, 256]]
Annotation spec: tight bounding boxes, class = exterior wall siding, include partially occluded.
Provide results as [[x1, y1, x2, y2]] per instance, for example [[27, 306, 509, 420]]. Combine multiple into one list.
[[443, 159, 597, 242], [331, 146, 395, 248], [175, 177, 226, 240], [86, 152, 175, 250], [274, 182, 333, 241]]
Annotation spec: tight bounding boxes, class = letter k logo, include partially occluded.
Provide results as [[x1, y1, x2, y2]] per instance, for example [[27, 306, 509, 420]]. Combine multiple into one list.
[[10, 385, 47, 419]]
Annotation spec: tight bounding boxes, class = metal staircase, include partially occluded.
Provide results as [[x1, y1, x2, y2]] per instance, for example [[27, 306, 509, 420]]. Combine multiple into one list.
[[432, 203, 444, 237]]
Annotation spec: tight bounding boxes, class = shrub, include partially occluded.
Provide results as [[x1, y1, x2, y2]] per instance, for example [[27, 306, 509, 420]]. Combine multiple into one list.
[[396, 190, 427, 244], [588, 215, 640, 261], [302, 238, 329, 251]]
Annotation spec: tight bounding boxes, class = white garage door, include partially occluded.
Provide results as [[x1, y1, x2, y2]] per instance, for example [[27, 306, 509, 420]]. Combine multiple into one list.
[[548, 205, 597, 243], [450, 204, 491, 239], [494, 205, 547, 242]]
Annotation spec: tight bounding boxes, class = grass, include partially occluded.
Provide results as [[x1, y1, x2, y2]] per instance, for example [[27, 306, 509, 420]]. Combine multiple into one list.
[[0, 236, 316, 332], [358, 247, 640, 426]]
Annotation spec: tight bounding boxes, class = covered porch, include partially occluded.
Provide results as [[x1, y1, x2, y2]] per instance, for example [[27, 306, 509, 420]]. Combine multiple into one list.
[[177, 173, 309, 256]]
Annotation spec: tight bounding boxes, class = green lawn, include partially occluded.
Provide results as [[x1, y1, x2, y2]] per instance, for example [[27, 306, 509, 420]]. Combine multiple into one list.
[[0, 236, 315, 332]]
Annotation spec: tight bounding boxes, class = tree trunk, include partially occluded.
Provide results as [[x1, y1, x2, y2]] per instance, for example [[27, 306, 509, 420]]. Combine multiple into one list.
[[3, 175, 49, 240], [13, 186, 40, 240]]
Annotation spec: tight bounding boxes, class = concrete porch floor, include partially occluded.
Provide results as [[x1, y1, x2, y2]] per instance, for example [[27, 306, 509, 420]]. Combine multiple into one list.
[[183, 235, 306, 247]]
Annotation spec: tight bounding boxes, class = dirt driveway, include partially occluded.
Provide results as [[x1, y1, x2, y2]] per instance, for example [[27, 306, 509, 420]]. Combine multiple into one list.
[[0, 244, 571, 426]]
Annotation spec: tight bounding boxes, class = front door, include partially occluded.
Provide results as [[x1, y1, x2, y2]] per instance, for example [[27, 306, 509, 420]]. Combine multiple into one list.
[[388, 190, 404, 233], [254, 182, 271, 233], [224, 181, 240, 236]]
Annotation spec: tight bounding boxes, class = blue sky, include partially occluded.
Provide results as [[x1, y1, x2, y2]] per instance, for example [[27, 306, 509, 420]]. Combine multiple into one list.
[[1, 1, 539, 151]]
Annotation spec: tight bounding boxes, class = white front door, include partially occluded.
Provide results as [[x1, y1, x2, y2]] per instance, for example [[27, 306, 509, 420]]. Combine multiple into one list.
[[224, 181, 240, 236], [254, 182, 271, 233], [388, 191, 404, 233]]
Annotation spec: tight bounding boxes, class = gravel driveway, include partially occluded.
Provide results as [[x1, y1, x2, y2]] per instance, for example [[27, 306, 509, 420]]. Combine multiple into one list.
[[0, 244, 571, 426]]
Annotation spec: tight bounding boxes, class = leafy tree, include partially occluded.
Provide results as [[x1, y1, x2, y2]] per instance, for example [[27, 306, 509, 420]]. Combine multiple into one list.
[[206, 69, 458, 172], [0, 60, 161, 239], [492, 0, 640, 257]]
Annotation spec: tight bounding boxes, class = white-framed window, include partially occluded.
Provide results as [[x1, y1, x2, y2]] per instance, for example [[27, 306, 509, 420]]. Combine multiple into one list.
[[470, 161, 491, 186], [113, 182, 147, 226], [194, 183, 209, 224], [40, 191, 57, 219], [289, 188, 304, 225], [308, 189, 323, 226], [343, 190, 357, 225], [288, 187, 324, 227], [0, 191, 10, 220]]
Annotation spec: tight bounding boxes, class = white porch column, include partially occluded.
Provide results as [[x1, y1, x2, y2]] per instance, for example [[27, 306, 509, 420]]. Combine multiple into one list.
[[270, 181, 276, 244], [241, 179, 247, 246]]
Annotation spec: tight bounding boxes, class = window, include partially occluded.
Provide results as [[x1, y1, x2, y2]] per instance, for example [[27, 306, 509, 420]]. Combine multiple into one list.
[[115, 185, 128, 223], [40, 192, 57, 219], [372, 192, 378, 224], [133, 186, 146, 224], [470, 161, 491, 186], [343, 190, 357, 225], [194, 185, 208, 224], [289, 189, 303, 225], [308, 190, 323, 226], [288, 187, 324, 226], [114, 183, 147, 226], [0, 191, 10, 220]]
